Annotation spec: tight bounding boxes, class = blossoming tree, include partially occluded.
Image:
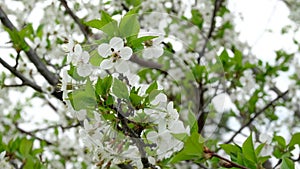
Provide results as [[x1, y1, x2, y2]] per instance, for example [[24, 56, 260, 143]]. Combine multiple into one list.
[[0, 0, 300, 169]]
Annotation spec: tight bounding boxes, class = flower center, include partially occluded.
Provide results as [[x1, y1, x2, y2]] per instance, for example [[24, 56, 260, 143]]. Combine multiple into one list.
[[144, 40, 153, 47], [111, 48, 121, 62]]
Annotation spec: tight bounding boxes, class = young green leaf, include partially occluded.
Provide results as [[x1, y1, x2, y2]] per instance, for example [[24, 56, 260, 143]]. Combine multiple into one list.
[[119, 13, 140, 38], [281, 157, 295, 169], [170, 132, 204, 163], [112, 78, 129, 100], [242, 134, 257, 163]]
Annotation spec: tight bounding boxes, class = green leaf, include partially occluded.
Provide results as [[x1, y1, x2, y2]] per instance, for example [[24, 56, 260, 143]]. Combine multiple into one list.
[[112, 78, 129, 100], [19, 138, 33, 155], [85, 11, 118, 36], [191, 9, 203, 29], [31, 148, 44, 156], [255, 143, 265, 156], [119, 12, 140, 38], [128, 35, 158, 47], [130, 92, 143, 107], [274, 135, 286, 148], [89, 50, 103, 66], [146, 81, 158, 94], [19, 24, 34, 40], [85, 19, 104, 29], [242, 134, 257, 163], [170, 132, 204, 163], [125, 0, 141, 6], [95, 76, 113, 96], [288, 133, 300, 148], [188, 111, 198, 134], [67, 64, 86, 81], [281, 157, 294, 169], [148, 89, 161, 102], [36, 24, 44, 39], [68, 79, 97, 111], [220, 144, 241, 156]]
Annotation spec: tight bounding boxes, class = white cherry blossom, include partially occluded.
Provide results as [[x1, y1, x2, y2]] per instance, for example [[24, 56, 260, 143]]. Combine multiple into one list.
[[98, 37, 133, 73], [142, 36, 164, 59]]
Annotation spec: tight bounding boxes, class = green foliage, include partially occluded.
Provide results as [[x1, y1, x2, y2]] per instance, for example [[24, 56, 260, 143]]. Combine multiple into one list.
[[220, 134, 271, 169], [67, 64, 87, 81], [128, 35, 158, 52], [191, 9, 203, 29], [170, 132, 204, 163], [125, 0, 141, 7], [68, 78, 97, 111], [0, 136, 45, 169], [112, 78, 129, 100], [119, 10, 140, 39], [85, 11, 118, 36], [95, 76, 113, 96], [5, 27, 30, 52]]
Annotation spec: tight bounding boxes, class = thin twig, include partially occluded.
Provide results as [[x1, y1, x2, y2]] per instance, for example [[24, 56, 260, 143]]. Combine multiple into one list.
[[59, 0, 90, 40], [0, 57, 43, 92], [211, 152, 249, 169], [15, 123, 53, 145], [197, 0, 224, 64], [224, 90, 289, 144], [0, 7, 59, 86], [30, 123, 80, 133]]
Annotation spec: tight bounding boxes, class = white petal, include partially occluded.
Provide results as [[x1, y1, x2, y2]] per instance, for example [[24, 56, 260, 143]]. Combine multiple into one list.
[[77, 64, 93, 77], [153, 36, 164, 44], [142, 48, 154, 59], [143, 46, 164, 59], [100, 59, 114, 70], [115, 60, 129, 73], [67, 39, 74, 52], [169, 121, 186, 134], [74, 44, 82, 56], [151, 46, 164, 58], [81, 51, 90, 63], [151, 93, 167, 105], [77, 109, 87, 121], [167, 102, 174, 112], [119, 47, 133, 60], [98, 43, 112, 58], [147, 131, 158, 142], [110, 37, 124, 51], [84, 119, 92, 131]]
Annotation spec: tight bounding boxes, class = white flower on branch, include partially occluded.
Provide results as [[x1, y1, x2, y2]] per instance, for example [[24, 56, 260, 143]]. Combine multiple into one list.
[[98, 37, 133, 73]]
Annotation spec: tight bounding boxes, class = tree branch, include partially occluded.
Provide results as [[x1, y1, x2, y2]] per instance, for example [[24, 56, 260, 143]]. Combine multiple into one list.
[[204, 147, 249, 169], [59, 0, 90, 40], [197, 0, 224, 64], [0, 7, 59, 86], [224, 90, 289, 144], [30, 123, 80, 133], [15, 123, 53, 145], [0, 57, 43, 92], [129, 54, 162, 70]]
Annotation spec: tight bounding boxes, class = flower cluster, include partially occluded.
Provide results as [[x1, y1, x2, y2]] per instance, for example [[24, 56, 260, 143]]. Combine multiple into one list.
[[62, 35, 190, 168]]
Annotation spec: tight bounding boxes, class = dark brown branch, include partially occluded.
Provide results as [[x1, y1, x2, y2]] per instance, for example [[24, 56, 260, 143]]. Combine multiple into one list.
[[129, 54, 162, 70], [0, 7, 59, 86], [224, 90, 289, 144], [115, 99, 155, 169], [0, 57, 43, 92], [204, 147, 249, 169], [30, 123, 80, 133], [212, 152, 249, 169], [197, 0, 224, 64], [59, 0, 90, 40], [252, 67, 289, 101], [15, 123, 53, 145]]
